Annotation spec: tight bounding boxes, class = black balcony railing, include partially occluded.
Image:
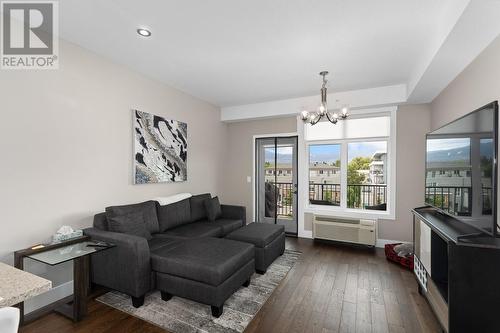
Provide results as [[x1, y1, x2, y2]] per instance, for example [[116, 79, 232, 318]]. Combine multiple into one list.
[[308, 183, 387, 209], [346, 184, 387, 209], [260, 182, 386, 211], [424, 185, 493, 216], [425, 186, 471, 216], [483, 186, 492, 214], [268, 182, 492, 218], [307, 183, 388, 209], [309, 183, 341, 206], [273, 182, 294, 217]]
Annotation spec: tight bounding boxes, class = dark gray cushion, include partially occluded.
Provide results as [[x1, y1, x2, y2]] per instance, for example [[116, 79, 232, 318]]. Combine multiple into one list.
[[190, 193, 211, 222], [208, 218, 243, 236], [93, 212, 108, 231], [204, 196, 222, 221], [107, 211, 152, 240], [106, 201, 159, 233], [157, 198, 191, 232], [221, 205, 247, 225], [162, 221, 222, 238], [155, 259, 255, 308], [151, 237, 254, 286], [226, 222, 285, 247], [148, 236, 184, 252]]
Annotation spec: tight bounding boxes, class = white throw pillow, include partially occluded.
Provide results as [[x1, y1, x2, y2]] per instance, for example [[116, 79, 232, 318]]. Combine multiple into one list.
[[153, 193, 192, 206]]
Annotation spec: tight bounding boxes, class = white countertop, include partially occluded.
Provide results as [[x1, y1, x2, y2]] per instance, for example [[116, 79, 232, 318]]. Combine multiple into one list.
[[0, 262, 52, 307]]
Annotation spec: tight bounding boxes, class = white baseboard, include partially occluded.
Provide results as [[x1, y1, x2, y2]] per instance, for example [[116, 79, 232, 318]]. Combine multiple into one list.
[[375, 239, 408, 248], [298, 230, 312, 239]]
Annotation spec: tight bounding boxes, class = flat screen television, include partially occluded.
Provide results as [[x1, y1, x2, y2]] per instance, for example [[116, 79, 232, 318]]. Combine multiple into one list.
[[425, 101, 498, 236]]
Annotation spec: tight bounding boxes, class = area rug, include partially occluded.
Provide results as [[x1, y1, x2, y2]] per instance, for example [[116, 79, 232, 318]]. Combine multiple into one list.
[[96, 249, 301, 333]]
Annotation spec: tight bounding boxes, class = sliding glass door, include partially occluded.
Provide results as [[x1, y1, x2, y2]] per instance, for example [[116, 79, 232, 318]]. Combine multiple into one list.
[[255, 136, 298, 235]]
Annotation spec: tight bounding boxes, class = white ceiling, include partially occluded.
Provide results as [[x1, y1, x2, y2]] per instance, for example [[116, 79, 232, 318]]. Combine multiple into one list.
[[59, 0, 500, 108]]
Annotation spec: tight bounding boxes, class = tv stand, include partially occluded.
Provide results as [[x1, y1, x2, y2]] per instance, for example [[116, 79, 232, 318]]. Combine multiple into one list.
[[413, 206, 500, 333]]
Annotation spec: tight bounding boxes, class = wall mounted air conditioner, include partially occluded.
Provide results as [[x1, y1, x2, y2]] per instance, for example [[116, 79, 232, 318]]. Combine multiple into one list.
[[312, 215, 377, 246]]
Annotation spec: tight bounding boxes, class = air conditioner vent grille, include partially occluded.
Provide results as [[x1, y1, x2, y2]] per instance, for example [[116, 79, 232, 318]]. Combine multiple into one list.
[[315, 216, 360, 224], [313, 215, 377, 246]]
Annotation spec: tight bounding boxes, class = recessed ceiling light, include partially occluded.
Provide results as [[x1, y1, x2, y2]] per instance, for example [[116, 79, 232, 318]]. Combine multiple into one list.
[[137, 28, 151, 37]]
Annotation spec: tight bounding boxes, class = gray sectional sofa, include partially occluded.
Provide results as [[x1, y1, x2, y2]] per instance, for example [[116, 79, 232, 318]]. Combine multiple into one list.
[[84, 194, 258, 317], [84, 193, 285, 317]]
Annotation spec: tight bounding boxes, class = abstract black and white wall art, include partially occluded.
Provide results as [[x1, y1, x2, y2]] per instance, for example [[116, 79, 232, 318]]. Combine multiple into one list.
[[134, 110, 187, 184]]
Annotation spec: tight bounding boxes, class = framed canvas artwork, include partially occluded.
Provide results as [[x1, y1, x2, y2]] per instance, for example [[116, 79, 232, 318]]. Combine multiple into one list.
[[133, 110, 187, 184]]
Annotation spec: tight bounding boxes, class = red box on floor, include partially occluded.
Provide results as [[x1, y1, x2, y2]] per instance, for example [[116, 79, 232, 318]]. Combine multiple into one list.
[[384, 243, 414, 270]]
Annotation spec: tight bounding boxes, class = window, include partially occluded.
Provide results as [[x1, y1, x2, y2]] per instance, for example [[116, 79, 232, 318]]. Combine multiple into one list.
[[304, 112, 394, 216], [426, 137, 473, 216], [347, 141, 387, 210], [309, 144, 341, 206]]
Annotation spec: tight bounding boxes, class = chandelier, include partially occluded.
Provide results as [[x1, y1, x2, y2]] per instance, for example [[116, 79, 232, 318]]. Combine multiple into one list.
[[300, 71, 349, 125]]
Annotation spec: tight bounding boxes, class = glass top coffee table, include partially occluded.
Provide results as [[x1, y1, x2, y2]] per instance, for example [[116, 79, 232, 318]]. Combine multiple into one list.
[[14, 237, 114, 323], [27, 241, 112, 266]]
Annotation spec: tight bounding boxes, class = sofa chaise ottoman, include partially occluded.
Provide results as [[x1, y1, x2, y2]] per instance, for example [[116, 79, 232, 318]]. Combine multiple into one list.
[[151, 237, 255, 317], [226, 222, 285, 274]]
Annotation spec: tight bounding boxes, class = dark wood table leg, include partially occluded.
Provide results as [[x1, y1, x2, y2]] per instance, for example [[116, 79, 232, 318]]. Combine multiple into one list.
[[14, 253, 25, 325], [73, 255, 89, 322]]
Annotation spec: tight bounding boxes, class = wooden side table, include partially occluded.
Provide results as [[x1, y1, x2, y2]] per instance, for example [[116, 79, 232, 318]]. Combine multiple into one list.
[[14, 236, 114, 323]]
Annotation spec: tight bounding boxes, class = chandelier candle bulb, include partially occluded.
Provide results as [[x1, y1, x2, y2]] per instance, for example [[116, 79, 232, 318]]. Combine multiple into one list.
[[341, 105, 349, 117], [300, 110, 309, 120], [319, 104, 326, 115]]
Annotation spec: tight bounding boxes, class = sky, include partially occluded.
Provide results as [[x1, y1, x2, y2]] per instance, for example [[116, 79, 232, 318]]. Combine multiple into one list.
[[427, 138, 470, 152], [265, 146, 293, 163], [426, 138, 492, 162], [308, 141, 387, 163], [347, 142, 386, 162], [309, 144, 340, 163]]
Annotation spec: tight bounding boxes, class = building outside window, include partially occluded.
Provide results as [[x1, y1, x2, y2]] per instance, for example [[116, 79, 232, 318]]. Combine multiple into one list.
[[309, 145, 341, 206]]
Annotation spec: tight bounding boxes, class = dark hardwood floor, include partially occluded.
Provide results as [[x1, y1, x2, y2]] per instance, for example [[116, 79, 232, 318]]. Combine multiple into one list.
[[20, 237, 441, 333]]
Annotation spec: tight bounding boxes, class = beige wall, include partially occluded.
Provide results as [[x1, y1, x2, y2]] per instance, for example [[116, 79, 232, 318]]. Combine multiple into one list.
[[431, 35, 500, 129], [378, 104, 430, 241], [221, 117, 297, 222], [0, 40, 227, 263], [223, 106, 430, 242]]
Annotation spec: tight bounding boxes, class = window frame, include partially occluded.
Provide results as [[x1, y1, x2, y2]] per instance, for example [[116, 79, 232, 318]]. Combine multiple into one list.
[[301, 109, 397, 220]]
